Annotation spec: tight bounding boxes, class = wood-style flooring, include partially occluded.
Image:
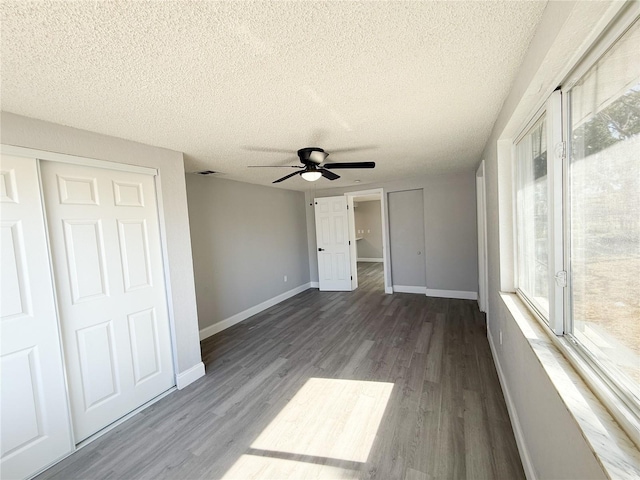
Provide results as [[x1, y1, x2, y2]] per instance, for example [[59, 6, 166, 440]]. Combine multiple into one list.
[[38, 262, 524, 480]]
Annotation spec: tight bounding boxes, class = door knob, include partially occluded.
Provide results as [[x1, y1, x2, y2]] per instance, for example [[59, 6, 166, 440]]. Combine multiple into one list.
[[318, 248, 325, 251]]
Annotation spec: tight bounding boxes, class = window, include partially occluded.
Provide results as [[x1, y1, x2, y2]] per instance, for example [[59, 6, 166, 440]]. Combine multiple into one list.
[[567, 19, 640, 406], [514, 15, 640, 427], [515, 115, 550, 319]]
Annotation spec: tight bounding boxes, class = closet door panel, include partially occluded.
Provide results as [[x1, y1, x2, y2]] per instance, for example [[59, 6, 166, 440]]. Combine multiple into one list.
[[40, 161, 174, 442], [0, 154, 73, 480]]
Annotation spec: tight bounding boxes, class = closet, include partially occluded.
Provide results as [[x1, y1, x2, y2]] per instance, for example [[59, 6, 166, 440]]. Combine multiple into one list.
[[1, 151, 175, 479]]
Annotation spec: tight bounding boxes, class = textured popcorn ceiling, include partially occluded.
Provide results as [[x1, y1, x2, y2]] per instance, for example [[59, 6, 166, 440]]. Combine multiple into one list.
[[1, 1, 547, 190]]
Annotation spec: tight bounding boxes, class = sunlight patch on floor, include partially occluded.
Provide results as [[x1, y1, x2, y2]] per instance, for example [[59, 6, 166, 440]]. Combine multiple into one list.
[[252, 378, 393, 462], [221, 378, 394, 479]]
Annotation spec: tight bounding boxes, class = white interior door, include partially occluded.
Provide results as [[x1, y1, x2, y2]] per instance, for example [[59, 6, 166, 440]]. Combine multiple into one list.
[[315, 196, 352, 291], [40, 161, 174, 442], [388, 189, 426, 291], [0, 155, 73, 479]]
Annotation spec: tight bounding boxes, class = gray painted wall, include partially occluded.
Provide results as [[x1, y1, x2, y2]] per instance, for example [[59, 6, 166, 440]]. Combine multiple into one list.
[[388, 190, 426, 287], [354, 200, 383, 259], [307, 171, 478, 295], [186, 174, 309, 331], [478, 1, 617, 478], [0, 112, 202, 375]]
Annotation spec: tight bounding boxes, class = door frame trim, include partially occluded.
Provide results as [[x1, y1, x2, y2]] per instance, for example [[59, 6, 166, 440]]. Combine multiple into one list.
[[344, 188, 392, 294], [476, 160, 489, 315], [1, 145, 157, 176]]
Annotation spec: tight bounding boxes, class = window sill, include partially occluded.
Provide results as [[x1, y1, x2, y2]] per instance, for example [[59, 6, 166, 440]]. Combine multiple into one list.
[[499, 293, 640, 479]]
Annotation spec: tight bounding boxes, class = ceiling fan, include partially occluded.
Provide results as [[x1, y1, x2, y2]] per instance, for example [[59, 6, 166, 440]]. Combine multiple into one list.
[[248, 147, 375, 183]]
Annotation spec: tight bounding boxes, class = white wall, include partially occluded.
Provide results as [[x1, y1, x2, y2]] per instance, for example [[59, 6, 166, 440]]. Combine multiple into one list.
[[478, 1, 627, 478], [0, 112, 203, 376], [307, 171, 478, 296], [186, 174, 310, 332]]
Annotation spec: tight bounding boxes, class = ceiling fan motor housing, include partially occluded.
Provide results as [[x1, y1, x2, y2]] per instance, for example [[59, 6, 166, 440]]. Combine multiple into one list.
[[298, 147, 329, 165]]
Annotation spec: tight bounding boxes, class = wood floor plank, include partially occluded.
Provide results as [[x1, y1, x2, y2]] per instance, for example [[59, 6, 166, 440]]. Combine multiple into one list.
[[463, 389, 497, 480], [411, 384, 441, 478], [424, 313, 445, 383], [434, 406, 466, 479], [36, 263, 524, 480]]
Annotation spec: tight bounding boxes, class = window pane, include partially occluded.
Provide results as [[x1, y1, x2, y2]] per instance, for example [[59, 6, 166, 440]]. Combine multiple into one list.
[[569, 20, 640, 399], [516, 115, 549, 317]]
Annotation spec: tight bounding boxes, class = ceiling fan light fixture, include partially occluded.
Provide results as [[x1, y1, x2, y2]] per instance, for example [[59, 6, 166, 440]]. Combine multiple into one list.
[[301, 171, 322, 182]]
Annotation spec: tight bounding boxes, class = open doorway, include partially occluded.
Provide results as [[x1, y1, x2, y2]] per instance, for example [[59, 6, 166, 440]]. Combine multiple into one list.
[[345, 189, 391, 293]]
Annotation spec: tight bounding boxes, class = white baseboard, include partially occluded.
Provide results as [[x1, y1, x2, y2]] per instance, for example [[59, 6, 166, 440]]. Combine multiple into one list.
[[426, 288, 478, 300], [199, 283, 313, 340], [488, 331, 536, 480], [310, 281, 319, 288], [385, 286, 393, 294], [176, 362, 205, 389], [357, 257, 383, 262], [393, 285, 427, 294]]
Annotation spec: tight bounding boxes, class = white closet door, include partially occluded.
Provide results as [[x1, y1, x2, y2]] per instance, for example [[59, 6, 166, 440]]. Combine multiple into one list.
[[40, 161, 174, 442], [0, 155, 73, 479]]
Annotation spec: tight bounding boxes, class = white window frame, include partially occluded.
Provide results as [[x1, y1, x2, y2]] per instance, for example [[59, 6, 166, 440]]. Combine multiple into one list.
[[513, 112, 547, 318], [513, 99, 564, 335], [547, 91, 565, 336], [512, 3, 640, 447]]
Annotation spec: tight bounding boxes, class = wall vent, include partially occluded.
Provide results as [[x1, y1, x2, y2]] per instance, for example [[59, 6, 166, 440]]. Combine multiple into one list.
[[195, 170, 218, 175]]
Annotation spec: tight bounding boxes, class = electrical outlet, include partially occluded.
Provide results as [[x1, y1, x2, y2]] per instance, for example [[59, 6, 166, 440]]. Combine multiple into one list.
[[284, 275, 287, 282], [499, 331, 503, 345]]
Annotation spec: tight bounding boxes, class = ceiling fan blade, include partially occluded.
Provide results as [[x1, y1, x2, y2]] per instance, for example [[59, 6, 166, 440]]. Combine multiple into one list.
[[323, 162, 375, 169], [242, 146, 293, 154], [273, 171, 302, 183], [330, 145, 378, 154], [320, 169, 340, 181]]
